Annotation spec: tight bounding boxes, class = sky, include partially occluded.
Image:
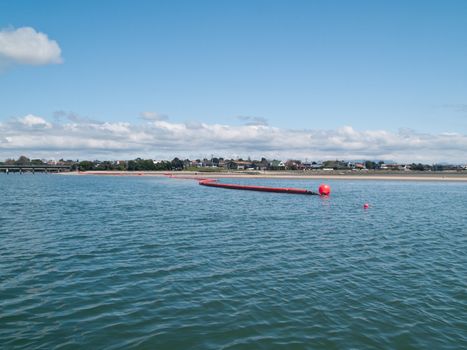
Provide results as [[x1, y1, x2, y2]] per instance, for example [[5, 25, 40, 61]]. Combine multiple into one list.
[[0, 0, 466, 162]]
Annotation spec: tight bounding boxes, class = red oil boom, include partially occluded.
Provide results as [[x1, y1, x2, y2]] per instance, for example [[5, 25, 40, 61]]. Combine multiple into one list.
[[199, 178, 328, 195], [167, 174, 331, 196]]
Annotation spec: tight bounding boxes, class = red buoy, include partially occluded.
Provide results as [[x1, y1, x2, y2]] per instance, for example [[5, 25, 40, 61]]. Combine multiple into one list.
[[363, 203, 369, 209], [318, 184, 331, 196]]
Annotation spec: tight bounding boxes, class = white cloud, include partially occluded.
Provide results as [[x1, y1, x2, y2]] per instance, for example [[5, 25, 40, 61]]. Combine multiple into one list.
[[0, 27, 62, 65], [18, 114, 52, 128], [0, 114, 466, 163]]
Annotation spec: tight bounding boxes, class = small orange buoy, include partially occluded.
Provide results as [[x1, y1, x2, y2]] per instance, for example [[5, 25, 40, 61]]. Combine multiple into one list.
[[318, 184, 331, 196], [363, 203, 369, 209]]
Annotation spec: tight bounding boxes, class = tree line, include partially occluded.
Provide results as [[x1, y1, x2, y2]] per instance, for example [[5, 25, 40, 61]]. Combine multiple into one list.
[[0, 155, 464, 172]]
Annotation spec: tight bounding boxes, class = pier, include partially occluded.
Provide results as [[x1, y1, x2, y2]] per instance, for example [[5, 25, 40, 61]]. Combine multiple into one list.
[[0, 164, 72, 174]]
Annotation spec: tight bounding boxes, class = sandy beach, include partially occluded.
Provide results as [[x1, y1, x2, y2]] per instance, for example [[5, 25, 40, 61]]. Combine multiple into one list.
[[60, 170, 467, 182]]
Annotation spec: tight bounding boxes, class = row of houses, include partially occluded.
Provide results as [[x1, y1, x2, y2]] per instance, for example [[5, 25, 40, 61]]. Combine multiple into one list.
[[174, 158, 465, 171], [17, 157, 464, 172], [177, 159, 284, 170], [183, 158, 374, 171], [5, 155, 466, 173]]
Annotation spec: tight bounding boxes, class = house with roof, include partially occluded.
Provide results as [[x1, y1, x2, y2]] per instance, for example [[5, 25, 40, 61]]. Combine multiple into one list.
[[269, 160, 286, 170]]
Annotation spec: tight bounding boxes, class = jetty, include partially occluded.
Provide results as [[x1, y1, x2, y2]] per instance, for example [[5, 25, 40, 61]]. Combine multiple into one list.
[[0, 164, 72, 174]]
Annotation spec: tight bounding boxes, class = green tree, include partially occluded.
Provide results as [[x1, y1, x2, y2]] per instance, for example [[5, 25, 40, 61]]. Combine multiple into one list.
[[15, 155, 30, 165], [171, 157, 183, 170], [116, 162, 126, 171], [99, 161, 115, 170], [79, 161, 95, 171], [127, 160, 137, 171], [141, 159, 156, 170], [155, 161, 171, 170], [411, 163, 430, 171], [31, 159, 44, 165]]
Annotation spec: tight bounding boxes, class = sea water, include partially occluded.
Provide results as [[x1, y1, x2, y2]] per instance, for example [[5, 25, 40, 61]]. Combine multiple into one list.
[[1, 174, 466, 349]]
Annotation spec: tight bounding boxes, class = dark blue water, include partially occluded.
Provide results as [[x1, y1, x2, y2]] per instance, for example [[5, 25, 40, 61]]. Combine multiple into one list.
[[1, 174, 466, 349]]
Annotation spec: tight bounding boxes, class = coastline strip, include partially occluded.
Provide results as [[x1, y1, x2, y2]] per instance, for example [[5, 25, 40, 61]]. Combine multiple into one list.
[[59, 171, 467, 182]]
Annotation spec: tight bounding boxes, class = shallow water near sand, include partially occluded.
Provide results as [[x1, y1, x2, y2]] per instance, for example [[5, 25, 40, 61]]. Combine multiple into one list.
[[1, 174, 466, 349]]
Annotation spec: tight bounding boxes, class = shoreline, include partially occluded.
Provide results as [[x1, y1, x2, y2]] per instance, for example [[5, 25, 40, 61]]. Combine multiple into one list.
[[59, 170, 467, 182]]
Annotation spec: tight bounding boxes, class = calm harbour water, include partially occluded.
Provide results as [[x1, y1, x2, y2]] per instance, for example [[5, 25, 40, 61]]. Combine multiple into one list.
[[1, 174, 466, 349]]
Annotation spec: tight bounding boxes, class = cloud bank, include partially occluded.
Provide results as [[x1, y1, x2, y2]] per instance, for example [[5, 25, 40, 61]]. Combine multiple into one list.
[[0, 114, 466, 163], [0, 27, 62, 66]]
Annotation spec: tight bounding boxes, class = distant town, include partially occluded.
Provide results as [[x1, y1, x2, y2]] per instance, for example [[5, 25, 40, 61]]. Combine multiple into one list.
[[1, 155, 466, 173]]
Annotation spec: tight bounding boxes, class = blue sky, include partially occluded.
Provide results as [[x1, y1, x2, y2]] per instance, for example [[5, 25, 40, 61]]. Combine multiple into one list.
[[0, 0, 466, 162]]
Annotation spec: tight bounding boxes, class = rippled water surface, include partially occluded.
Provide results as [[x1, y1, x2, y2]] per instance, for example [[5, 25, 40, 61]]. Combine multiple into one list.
[[1, 174, 466, 349]]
